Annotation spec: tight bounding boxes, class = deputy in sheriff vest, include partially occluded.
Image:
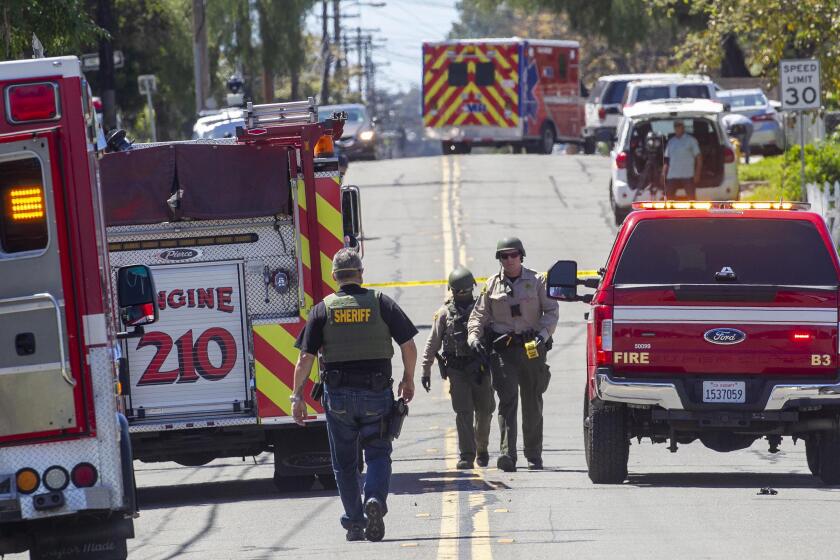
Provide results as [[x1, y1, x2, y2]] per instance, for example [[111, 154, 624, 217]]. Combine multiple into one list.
[[420, 266, 496, 470], [290, 248, 418, 542], [467, 237, 559, 472]]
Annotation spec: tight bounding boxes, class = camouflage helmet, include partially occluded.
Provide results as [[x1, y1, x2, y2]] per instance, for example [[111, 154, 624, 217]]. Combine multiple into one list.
[[448, 266, 476, 292], [495, 236, 526, 259]]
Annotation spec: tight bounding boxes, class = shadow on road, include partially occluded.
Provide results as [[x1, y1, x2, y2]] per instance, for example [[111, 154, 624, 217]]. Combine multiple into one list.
[[138, 477, 336, 510], [389, 470, 508, 496], [627, 471, 825, 489]]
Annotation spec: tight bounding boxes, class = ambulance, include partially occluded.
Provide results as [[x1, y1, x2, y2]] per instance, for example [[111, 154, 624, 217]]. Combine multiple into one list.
[[0, 57, 159, 559], [422, 38, 586, 154], [101, 99, 362, 490]]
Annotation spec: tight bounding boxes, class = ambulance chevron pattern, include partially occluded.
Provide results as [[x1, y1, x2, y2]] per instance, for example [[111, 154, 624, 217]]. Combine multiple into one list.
[[422, 42, 520, 129]]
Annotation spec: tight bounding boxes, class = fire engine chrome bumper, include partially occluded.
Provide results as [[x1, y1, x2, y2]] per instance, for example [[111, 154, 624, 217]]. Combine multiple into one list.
[[596, 372, 840, 411]]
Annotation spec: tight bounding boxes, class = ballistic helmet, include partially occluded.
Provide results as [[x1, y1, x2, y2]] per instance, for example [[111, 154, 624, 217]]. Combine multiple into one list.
[[495, 237, 526, 259], [332, 247, 363, 274], [448, 266, 476, 292]]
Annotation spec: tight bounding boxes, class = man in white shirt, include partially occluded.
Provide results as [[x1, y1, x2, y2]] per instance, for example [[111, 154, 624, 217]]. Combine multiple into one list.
[[662, 120, 702, 199]]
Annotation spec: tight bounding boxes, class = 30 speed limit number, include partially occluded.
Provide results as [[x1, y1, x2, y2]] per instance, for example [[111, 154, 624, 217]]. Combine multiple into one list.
[[780, 59, 821, 111]]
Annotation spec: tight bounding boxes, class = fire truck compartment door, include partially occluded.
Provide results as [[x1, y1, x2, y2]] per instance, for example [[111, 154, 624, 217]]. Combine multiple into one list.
[[123, 261, 249, 418], [0, 139, 78, 438]]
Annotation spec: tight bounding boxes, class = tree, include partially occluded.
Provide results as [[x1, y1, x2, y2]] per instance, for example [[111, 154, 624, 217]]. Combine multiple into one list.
[[654, 0, 840, 95], [1, 0, 102, 60]]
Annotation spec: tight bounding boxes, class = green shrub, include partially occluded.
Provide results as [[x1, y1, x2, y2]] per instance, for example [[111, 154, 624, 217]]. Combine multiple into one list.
[[741, 140, 840, 201]]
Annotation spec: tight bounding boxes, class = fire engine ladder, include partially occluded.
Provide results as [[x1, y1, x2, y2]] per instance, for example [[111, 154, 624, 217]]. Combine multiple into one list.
[[244, 97, 318, 129]]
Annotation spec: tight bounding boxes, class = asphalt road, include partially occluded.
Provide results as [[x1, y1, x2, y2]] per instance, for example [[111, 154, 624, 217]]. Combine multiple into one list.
[[39, 153, 840, 559]]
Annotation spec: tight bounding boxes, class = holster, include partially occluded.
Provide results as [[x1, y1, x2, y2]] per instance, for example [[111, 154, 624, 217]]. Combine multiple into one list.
[[385, 398, 409, 441]]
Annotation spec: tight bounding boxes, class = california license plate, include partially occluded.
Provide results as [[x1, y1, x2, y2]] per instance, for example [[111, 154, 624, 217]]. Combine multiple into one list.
[[702, 381, 746, 403]]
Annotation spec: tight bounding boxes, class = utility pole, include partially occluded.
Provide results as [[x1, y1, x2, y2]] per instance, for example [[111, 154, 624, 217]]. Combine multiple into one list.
[[364, 35, 374, 111], [332, 0, 342, 103], [96, 0, 117, 131], [320, 0, 331, 105], [356, 27, 363, 96], [192, 0, 210, 114]]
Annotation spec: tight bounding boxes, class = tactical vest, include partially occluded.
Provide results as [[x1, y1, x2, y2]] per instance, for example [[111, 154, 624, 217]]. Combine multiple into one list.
[[442, 300, 474, 359], [321, 289, 394, 363]]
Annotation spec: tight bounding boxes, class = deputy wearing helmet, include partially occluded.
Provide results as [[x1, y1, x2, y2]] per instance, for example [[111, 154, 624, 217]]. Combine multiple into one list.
[[420, 266, 496, 469], [467, 238, 559, 472], [291, 248, 418, 542]]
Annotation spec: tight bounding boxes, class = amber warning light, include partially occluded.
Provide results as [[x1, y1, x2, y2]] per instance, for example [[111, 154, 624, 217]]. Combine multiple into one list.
[[8, 187, 45, 221]]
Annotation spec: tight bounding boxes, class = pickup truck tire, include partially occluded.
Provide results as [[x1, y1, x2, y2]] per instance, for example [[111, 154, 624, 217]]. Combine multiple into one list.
[[817, 431, 840, 485], [609, 184, 629, 225], [806, 438, 820, 476], [583, 137, 596, 155], [584, 398, 629, 484], [316, 472, 338, 490]]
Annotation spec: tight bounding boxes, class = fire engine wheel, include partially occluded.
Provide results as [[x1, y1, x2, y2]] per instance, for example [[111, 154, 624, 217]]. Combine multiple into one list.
[[584, 398, 629, 484], [539, 124, 556, 154], [816, 430, 840, 485], [806, 438, 820, 476], [173, 454, 217, 467], [273, 473, 316, 492], [316, 472, 338, 490]]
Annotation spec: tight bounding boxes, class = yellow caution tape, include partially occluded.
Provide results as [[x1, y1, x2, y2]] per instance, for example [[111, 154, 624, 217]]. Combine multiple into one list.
[[365, 270, 600, 289]]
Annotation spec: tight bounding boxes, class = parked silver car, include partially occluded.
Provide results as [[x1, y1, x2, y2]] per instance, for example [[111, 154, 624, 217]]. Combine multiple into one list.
[[717, 89, 785, 154]]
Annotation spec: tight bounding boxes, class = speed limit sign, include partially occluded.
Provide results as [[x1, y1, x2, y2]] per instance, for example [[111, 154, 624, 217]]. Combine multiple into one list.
[[780, 59, 821, 111]]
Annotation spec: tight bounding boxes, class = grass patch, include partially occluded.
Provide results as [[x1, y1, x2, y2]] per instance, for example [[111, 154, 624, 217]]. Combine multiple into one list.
[[739, 155, 783, 184]]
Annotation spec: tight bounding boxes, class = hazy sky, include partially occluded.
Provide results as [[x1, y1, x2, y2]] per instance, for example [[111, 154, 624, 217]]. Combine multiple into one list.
[[309, 0, 460, 93]]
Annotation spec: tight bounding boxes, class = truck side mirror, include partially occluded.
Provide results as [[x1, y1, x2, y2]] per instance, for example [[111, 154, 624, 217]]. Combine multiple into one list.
[[341, 185, 364, 256], [116, 265, 158, 338], [546, 260, 579, 301]]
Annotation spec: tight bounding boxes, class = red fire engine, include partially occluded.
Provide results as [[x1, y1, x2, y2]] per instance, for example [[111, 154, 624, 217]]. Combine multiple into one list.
[[100, 99, 362, 490], [0, 57, 161, 559], [422, 38, 586, 154]]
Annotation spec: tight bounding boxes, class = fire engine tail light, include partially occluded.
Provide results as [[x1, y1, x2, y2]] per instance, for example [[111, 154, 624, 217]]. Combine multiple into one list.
[[314, 134, 335, 158], [42, 466, 69, 491], [15, 468, 40, 494], [71, 463, 98, 488], [5, 82, 60, 124]]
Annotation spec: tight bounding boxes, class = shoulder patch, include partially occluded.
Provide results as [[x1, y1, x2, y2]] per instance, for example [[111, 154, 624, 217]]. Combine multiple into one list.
[[481, 284, 488, 295], [433, 311, 439, 322]]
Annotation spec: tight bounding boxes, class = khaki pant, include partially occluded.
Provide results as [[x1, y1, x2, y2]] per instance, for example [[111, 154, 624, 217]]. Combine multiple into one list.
[[492, 346, 551, 462], [448, 366, 496, 461]]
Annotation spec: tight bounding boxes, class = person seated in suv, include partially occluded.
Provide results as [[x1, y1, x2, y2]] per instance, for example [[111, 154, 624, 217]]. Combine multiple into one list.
[[662, 120, 702, 199]]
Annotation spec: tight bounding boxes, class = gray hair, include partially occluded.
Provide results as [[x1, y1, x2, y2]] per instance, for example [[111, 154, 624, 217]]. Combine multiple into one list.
[[332, 248, 363, 281]]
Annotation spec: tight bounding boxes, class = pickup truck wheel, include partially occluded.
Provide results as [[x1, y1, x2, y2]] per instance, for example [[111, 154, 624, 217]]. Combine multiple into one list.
[[817, 431, 840, 484], [609, 184, 628, 226], [585, 399, 629, 484], [583, 137, 596, 155], [806, 438, 821, 476]]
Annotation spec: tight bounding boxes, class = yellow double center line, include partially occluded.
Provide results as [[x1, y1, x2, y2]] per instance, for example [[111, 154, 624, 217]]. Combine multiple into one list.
[[365, 270, 599, 289], [435, 156, 494, 560]]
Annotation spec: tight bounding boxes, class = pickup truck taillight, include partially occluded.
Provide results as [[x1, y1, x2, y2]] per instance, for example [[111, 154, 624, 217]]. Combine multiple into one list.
[[598, 107, 606, 121], [615, 151, 627, 169], [723, 146, 735, 164], [593, 304, 613, 365], [751, 113, 776, 122]]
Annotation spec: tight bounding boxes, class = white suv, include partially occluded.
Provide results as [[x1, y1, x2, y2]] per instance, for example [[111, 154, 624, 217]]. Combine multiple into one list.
[[583, 73, 674, 153], [609, 99, 739, 224], [621, 76, 719, 112]]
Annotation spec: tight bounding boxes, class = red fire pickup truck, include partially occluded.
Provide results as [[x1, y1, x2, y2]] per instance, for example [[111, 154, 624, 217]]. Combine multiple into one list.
[[548, 200, 840, 485]]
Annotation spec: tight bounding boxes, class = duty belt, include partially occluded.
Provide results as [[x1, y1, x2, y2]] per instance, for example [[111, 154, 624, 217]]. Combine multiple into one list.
[[323, 369, 392, 391]]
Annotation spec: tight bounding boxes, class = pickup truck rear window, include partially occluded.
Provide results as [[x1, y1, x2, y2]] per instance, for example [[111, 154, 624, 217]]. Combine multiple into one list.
[[614, 218, 838, 286]]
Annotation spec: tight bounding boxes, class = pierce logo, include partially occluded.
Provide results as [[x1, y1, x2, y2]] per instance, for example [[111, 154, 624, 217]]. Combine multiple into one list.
[[160, 248, 201, 261], [704, 328, 747, 345]]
